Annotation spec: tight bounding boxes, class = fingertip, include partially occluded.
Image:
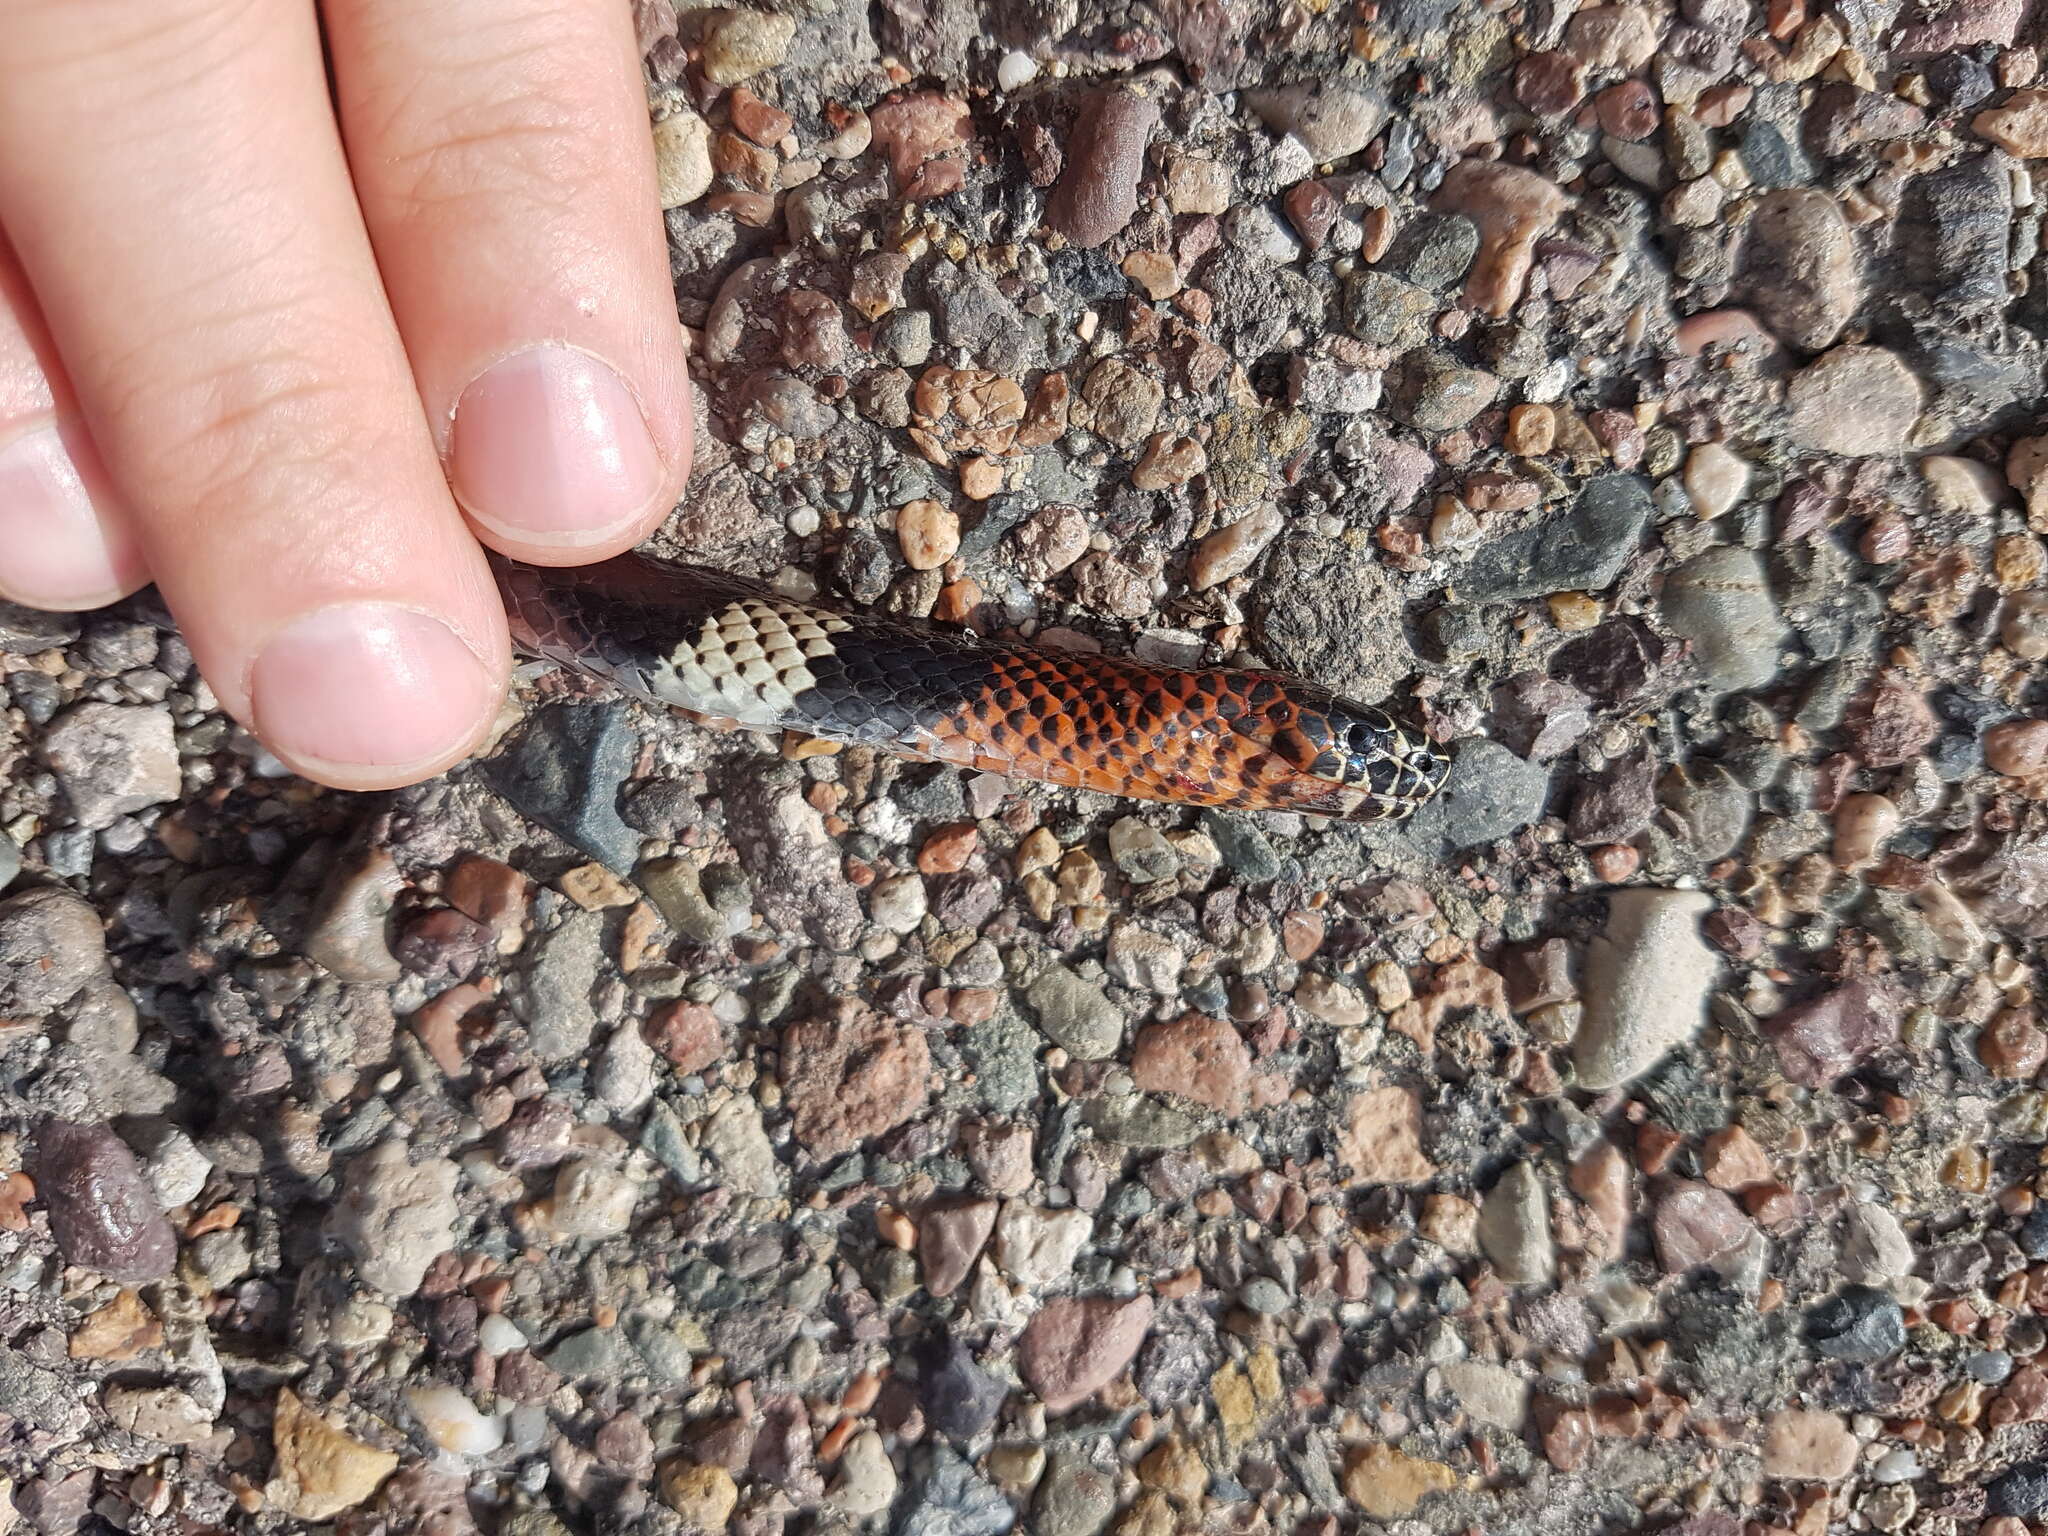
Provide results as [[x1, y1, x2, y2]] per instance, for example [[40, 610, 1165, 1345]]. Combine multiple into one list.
[[0, 419, 147, 611]]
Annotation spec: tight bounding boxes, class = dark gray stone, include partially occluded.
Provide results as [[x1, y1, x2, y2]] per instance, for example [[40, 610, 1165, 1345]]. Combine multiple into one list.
[[1990, 1462, 2048, 1519], [482, 702, 641, 874], [895, 1445, 1015, 1536], [1249, 537, 1410, 703], [1402, 739, 1551, 852], [1806, 1285, 1906, 1363], [1454, 475, 1652, 602], [1200, 812, 1283, 883], [918, 1334, 1008, 1441]]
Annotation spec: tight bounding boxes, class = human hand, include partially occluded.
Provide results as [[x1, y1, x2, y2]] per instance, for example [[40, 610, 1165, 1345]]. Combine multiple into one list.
[[0, 0, 693, 789]]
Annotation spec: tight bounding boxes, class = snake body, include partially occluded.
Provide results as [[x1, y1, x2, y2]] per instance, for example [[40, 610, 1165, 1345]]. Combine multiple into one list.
[[492, 552, 1449, 823]]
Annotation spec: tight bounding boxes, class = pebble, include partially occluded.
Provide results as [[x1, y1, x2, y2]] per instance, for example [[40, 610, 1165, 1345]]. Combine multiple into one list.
[[32, 1118, 177, 1283], [1477, 1161, 1554, 1284], [1439, 1359, 1529, 1431], [1455, 473, 1651, 601], [700, 8, 796, 85], [1840, 1201, 1915, 1284], [1975, 90, 2048, 157], [270, 1389, 400, 1520], [1986, 718, 2048, 777], [898, 499, 961, 571], [995, 1203, 1093, 1289], [781, 1003, 931, 1156], [41, 702, 179, 829], [1405, 738, 1551, 851], [1806, 1285, 1906, 1363], [1046, 88, 1159, 248], [1761, 1408, 1858, 1481], [483, 701, 642, 874], [1736, 189, 1859, 350], [1244, 81, 1386, 161], [653, 111, 714, 207], [518, 910, 604, 1061], [407, 1385, 506, 1457], [1130, 1012, 1252, 1115], [1430, 159, 1567, 316], [1389, 351, 1499, 432], [1652, 1181, 1756, 1277], [325, 1138, 460, 1297], [1683, 441, 1750, 518], [723, 775, 861, 949], [830, 1429, 899, 1517], [897, 1446, 1013, 1536], [1662, 545, 1789, 695], [638, 857, 729, 945], [659, 1461, 739, 1528], [1573, 889, 1717, 1090], [0, 886, 111, 1019], [1107, 817, 1179, 883], [918, 1333, 1008, 1440], [1018, 1293, 1153, 1412], [869, 871, 930, 933], [1339, 1084, 1435, 1183], [1989, 1462, 2048, 1519], [1342, 1444, 1460, 1520], [919, 1198, 996, 1298], [1785, 347, 1924, 456], [1024, 965, 1123, 1059], [1080, 358, 1163, 447], [1188, 504, 1283, 591], [1764, 976, 1899, 1086]]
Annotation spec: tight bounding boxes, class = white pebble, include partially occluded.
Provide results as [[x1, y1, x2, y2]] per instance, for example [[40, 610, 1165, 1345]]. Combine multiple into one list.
[[996, 51, 1038, 91], [477, 1314, 528, 1356], [407, 1385, 506, 1457], [1683, 441, 1750, 519]]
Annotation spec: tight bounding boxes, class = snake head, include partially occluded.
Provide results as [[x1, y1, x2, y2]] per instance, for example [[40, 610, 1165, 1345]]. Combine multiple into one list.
[[1223, 678, 1450, 822]]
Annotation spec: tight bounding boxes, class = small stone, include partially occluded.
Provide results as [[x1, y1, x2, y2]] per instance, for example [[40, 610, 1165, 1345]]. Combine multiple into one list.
[[919, 1198, 997, 1298], [1785, 347, 1924, 456], [303, 846, 405, 983], [1454, 474, 1652, 602], [659, 1461, 739, 1528], [1683, 442, 1750, 518], [1130, 433, 1206, 491], [727, 86, 792, 146], [325, 1139, 460, 1297], [1107, 817, 1180, 882], [919, 1333, 1009, 1440], [1700, 1126, 1772, 1190], [42, 702, 179, 829], [1988, 1463, 2048, 1519], [1025, 965, 1123, 1059], [1430, 159, 1569, 316], [1762, 1409, 1858, 1481], [1440, 1360, 1530, 1431], [1840, 1201, 1915, 1284], [1653, 1181, 1756, 1275], [1573, 889, 1718, 1090], [32, 1119, 176, 1284], [898, 498, 960, 570], [1338, 1084, 1434, 1184], [1981, 1009, 2048, 1078], [1080, 358, 1164, 447], [1121, 251, 1179, 301], [270, 1389, 399, 1521], [483, 701, 642, 874], [1736, 189, 1859, 350], [869, 92, 971, 188], [1807, 1284, 1907, 1362], [1662, 545, 1788, 695], [898, 1446, 1012, 1536], [1342, 1444, 1460, 1520], [407, 1384, 506, 1458], [1018, 1294, 1153, 1413], [994, 1203, 1092, 1289], [1477, 1161, 1555, 1284], [1131, 1013, 1252, 1115], [654, 111, 713, 207], [1764, 976, 1899, 1086], [1188, 505, 1282, 592], [1244, 81, 1387, 161], [1975, 89, 2048, 156], [1046, 88, 1160, 248], [869, 872, 930, 933], [830, 1429, 899, 1517], [518, 909, 604, 1060], [0, 886, 112, 1021], [700, 8, 796, 85], [68, 1289, 163, 1361], [1987, 719, 2048, 777], [1845, 671, 1940, 767], [782, 1002, 931, 1157], [1389, 351, 1499, 432]]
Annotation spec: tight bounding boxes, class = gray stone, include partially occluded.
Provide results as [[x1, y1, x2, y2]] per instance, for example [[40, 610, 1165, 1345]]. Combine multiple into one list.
[[1342, 270, 1434, 348], [482, 702, 642, 874], [1785, 347, 1923, 455], [1025, 966, 1124, 1059], [42, 702, 179, 829], [1200, 812, 1283, 882], [722, 769, 863, 950], [638, 857, 728, 944], [0, 1353, 90, 1437], [1477, 1161, 1554, 1284], [897, 1445, 1016, 1536], [1082, 1092, 1199, 1148], [1440, 1359, 1529, 1430], [1403, 739, 1550, 852], [0, 887, 110, 1018], [1455, 474, 1652, 602], [1035, 1449, 1116, 1536], [518, 910, 604, 1061], [325, 1138, 460, 1297], [1573, 889, 1718, 1090], [1245, 81, 1387, 160], [1736, 188, 1859, 351], [1389, 351, 1499, 432], [703, 1096, 783, 1196], [1250, 536, 1410, 703], [1663, 546, 1789, 695]]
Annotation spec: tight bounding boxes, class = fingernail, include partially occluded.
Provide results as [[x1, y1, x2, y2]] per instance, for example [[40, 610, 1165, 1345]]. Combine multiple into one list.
[[250, 603, 495, 779], [0, 421, 135, 608], [449, 344, 663, 543]]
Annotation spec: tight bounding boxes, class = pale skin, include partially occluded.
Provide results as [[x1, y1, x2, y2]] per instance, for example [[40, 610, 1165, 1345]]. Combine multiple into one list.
[[0, 0, 694, 790]]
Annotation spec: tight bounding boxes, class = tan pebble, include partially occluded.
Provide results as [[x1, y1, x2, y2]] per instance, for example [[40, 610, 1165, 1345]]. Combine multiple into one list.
[[560, 862, 635, 911], [1121, 250, 1181, 301], [1859, 510, 1912, 563], [1683, 441, 1750, 519], [1188, 504, 1282, 591], [1130, 433, 1207, 492], [1506, 403, 1555, 456], [896, 498, 959, 569], [875, 1205, 916, 1249], [1014, 826, 1061, 877], [1986, 719, 2048, 778], [2002, 591, 2048, 660], [1548, 591, 1602, 630], [959, 456, 1004, 500], [1974, 89, 2048, 157], [1979, 1008, 2048, 1079], [1831, 793, 1899, 871], [1995, 533, 2045, 590]]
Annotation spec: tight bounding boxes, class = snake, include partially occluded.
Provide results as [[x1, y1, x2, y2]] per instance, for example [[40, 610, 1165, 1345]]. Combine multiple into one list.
[[491, 551, 1450, 823]]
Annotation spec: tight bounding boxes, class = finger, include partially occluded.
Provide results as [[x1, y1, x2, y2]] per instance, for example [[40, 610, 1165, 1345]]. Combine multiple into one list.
[[328, 0, 692, 562], [0, 229, 148, 610], [0, 0, 508, 788]]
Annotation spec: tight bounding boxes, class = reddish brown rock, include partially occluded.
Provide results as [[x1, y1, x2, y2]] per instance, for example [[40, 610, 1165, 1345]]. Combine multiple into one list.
[[1130, 1013, 1252, 1115], [1431, 159, 1568, 317], [1763, 977, 1900, 1086], [1018, 1294, 1154, 1412], [867, 92, 972, 188], [782, 1003, 932, 1157], [646, 1001, 726, 1075], [1046, 88, 1161, 248], [32, 1119, 176, 1284], [918, 1198, 997, 1298], [1700, 1126, 1773, 1190], [1338, 1084, 1435, 1184], [1652, 1180, 1755, 1275]]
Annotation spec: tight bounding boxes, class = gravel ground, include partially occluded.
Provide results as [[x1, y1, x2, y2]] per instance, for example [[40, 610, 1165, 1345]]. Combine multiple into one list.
[[7, 2, 2048, 1534]]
